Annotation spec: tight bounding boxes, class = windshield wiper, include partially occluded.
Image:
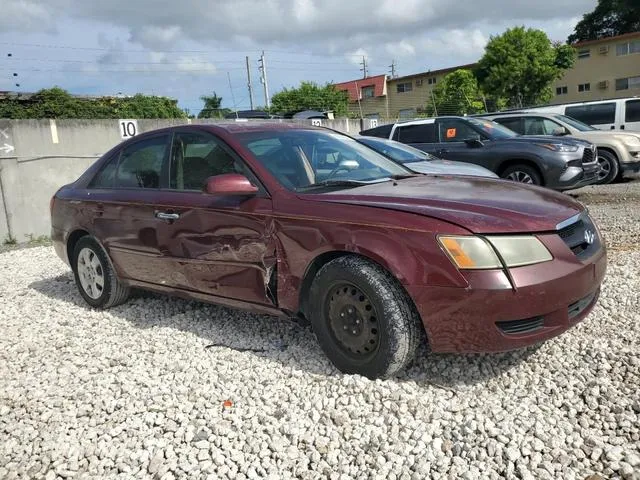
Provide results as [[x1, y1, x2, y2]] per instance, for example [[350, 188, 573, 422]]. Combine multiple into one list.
[[296, 178, 386, 192]]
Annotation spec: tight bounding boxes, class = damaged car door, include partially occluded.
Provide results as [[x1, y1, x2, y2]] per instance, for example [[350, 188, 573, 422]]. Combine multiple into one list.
[[154, 129, 276, 306]]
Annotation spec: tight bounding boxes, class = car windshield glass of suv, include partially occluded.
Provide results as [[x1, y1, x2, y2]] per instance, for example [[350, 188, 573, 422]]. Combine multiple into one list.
[[467, 118, 518, 139], [239, 130, 412, 191], [555, 114, 598, 132], [360, 138, 433, 164]]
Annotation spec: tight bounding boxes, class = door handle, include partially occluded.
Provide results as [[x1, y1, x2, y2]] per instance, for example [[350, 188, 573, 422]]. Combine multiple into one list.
[[437, 149, 448, 156], [155, 211, 180, 221], [621, 125, 625, 130]]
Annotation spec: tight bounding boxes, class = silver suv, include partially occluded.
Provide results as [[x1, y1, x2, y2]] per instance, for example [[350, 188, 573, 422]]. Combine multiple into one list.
[[481, 112, 640, 184]]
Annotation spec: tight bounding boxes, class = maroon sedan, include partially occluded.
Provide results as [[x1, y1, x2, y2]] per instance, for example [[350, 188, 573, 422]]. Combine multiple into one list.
[[50, 123, 606, 378]]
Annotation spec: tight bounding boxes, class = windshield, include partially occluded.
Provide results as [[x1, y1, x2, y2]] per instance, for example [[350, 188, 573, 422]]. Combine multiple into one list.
[[238, 130, 412, 191], [358, 137, 434, 164], [554, 114, 598, 132], [467, 118, 518, 139]]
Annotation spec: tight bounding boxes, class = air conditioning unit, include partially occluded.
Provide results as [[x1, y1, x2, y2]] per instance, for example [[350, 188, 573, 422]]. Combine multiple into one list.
[[599, 45, 609, 54], [415, 79, 423, 87], [598, 80, 609, 89]]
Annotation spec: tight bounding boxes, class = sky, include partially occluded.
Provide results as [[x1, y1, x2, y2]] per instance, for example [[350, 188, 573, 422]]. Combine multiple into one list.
[[0, 0, 597, 115]]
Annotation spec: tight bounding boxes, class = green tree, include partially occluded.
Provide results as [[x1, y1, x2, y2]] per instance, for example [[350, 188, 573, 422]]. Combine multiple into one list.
[[0, 87, 186, 119], [197, 92, 231, 118], [568, 0, 640, 43], [475, 27, 577, 107], [427, 69, 487, 116], [270, 81, 349, 117]]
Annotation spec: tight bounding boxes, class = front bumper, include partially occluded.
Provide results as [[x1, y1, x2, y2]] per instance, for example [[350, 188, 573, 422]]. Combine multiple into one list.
[[554, 162, 600, 190], [408, 234, 607, 353], [620, 159, 640, 173]]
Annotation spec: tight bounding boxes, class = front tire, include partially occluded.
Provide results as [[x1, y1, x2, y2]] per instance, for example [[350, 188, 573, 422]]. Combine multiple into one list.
[[72, 236, 130, 309], [308, 256, 423, 379], [501, 164, 542, 185], [595, 150, 620, 185]]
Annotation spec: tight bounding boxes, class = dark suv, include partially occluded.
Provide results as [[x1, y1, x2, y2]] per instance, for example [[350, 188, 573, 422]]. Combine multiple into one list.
[[360, 116, 600, 190]]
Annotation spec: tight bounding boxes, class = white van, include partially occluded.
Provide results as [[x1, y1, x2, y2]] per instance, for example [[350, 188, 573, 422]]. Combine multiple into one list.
[[522, 97, 640, 132]]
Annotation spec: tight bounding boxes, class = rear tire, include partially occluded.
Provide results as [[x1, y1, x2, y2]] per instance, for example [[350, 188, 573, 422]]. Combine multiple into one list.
[[72, 236, 130, 309], [595, 150, 620, 185], [308, 255, 423, 379], [501, 164, 542, 185]]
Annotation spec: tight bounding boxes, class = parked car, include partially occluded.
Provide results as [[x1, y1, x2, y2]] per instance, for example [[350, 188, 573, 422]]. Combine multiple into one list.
[[512, 97, 640, 132], [355, 136, 499, 178], [480, 112, 640, 184], [51, 124, 606, 379], [359, 116, 600, 191]]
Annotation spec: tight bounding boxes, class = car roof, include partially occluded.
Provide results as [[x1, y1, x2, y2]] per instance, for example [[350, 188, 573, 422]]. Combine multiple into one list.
[[393, 115, 470, 127], [483, 112, 558, 117]]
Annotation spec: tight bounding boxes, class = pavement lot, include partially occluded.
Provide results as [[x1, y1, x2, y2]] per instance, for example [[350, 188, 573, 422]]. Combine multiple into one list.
[[1, 178, 639, 480]]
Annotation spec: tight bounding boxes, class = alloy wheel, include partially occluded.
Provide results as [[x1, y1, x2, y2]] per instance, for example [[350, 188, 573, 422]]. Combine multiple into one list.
[[77, 247, 105, 299], [506, 171, 534, 184]]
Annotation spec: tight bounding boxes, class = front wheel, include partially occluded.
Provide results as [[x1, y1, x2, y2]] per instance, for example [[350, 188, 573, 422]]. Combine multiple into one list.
[[500, 164, 542, 185], [595, 150, 620, 185], [308, 256, 424, 379], [72, 236, 130, 309]]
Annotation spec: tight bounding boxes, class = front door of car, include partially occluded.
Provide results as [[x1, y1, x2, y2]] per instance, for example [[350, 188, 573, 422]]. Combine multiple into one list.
[[152, 130, 276, 306], [87, 133, 175, 286], [434, 119, 490, 167]]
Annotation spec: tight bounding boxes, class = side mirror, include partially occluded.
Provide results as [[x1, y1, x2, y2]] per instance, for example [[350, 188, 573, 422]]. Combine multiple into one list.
[[552, 127, 570, 136], [464, 137, 484, 148], [204, 173, 259, 196]]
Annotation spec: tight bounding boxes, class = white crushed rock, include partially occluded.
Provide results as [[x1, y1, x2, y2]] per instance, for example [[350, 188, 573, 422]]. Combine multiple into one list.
[[1, 179, 639, 479]]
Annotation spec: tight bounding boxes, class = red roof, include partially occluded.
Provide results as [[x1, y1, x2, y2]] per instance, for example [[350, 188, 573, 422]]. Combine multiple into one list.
[[333, 74, 387, 102]]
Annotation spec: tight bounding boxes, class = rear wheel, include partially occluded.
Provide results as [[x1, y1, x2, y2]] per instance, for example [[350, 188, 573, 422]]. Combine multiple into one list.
[[72, 236, 130, 309], [308, 255, 423, 379], [500, 164, 542, 185], [595, 150, 620, 185]]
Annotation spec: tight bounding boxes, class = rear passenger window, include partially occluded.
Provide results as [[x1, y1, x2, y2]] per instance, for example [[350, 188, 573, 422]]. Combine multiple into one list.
[[565, 103, 616, 125], [625, 100, 640, 123], [89, 154, 119, 188], [116, 136, 169, 189], [395, 124, 436, 143], [494, 117, 523, 134]]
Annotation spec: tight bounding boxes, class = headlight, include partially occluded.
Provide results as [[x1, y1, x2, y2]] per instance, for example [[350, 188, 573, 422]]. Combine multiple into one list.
[[537, 143, 579, 153], [439, 235, 552, 269]]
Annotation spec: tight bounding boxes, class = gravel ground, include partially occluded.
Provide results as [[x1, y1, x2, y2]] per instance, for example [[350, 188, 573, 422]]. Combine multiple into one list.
[[1, 179, 639, 480]]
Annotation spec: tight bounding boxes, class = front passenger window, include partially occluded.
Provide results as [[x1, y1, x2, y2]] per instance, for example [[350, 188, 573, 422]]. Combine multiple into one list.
[[438, 120, 478, 142], [170, 132, 242, 191]]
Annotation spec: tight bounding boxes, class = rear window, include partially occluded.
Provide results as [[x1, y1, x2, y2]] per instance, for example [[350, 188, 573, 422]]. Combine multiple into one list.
[[395, 124, 437, 143], [565, 103, 616, 125], [625, 99, 640, 123], [359, 123, 393, 138]]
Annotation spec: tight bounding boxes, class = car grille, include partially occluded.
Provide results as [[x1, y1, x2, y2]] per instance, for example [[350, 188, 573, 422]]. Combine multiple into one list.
[[568, 289, 598, 320], [557, 213, 600, 260], [496, 316, 544, 335], [582, 146, 595, 164]]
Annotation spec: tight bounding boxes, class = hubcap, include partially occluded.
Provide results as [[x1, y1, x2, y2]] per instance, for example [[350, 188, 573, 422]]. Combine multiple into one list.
[[597, 155, 611, 181], [77, 247, 104, 299], [506, 171, 533, 184], [327, 284, 379, 357]]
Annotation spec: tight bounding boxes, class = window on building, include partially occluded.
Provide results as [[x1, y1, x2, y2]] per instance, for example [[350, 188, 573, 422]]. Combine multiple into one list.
[[396, 82, 413, 93], [565, 103, 616, 125], [626, 100, 640, 123], [427, 77, 437, 85], [615, 76, 640, 91], [578, 48, 591, 59], [578, 83, 591, 93], [361, 86, 375, 98], [616, 39, 640, 56], [556, 86, 568, 95]]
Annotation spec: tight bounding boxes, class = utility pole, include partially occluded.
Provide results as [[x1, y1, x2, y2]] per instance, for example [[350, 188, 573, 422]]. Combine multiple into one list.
[[360, 56, 368, 79], [246, 56, 255, 110], [388, 60, 396, 78], [227, 72, 238, 119], [258, 51, 270, 109]]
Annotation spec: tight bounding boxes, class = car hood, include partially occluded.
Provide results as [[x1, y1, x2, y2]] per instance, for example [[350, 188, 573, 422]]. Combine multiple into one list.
[[405, 160, 498, 178], [301, 176, 583, 234], [573, 130, 640, 142], [509, 135, 592, 147]]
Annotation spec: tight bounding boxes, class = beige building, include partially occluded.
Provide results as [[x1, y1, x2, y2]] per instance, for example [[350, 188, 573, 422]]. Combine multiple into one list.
[[550, 31, 640, 105]]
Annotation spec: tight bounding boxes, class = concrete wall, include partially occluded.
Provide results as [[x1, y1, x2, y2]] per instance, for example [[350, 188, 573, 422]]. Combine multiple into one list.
[[0, 117, 377, 242]]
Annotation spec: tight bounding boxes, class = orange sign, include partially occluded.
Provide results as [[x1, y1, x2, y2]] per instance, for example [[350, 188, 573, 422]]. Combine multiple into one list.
[[446, 128, 457, 138]]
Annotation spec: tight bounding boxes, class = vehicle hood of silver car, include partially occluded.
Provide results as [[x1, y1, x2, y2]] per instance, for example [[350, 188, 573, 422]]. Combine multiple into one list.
[[405, 160, 499, 178]]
